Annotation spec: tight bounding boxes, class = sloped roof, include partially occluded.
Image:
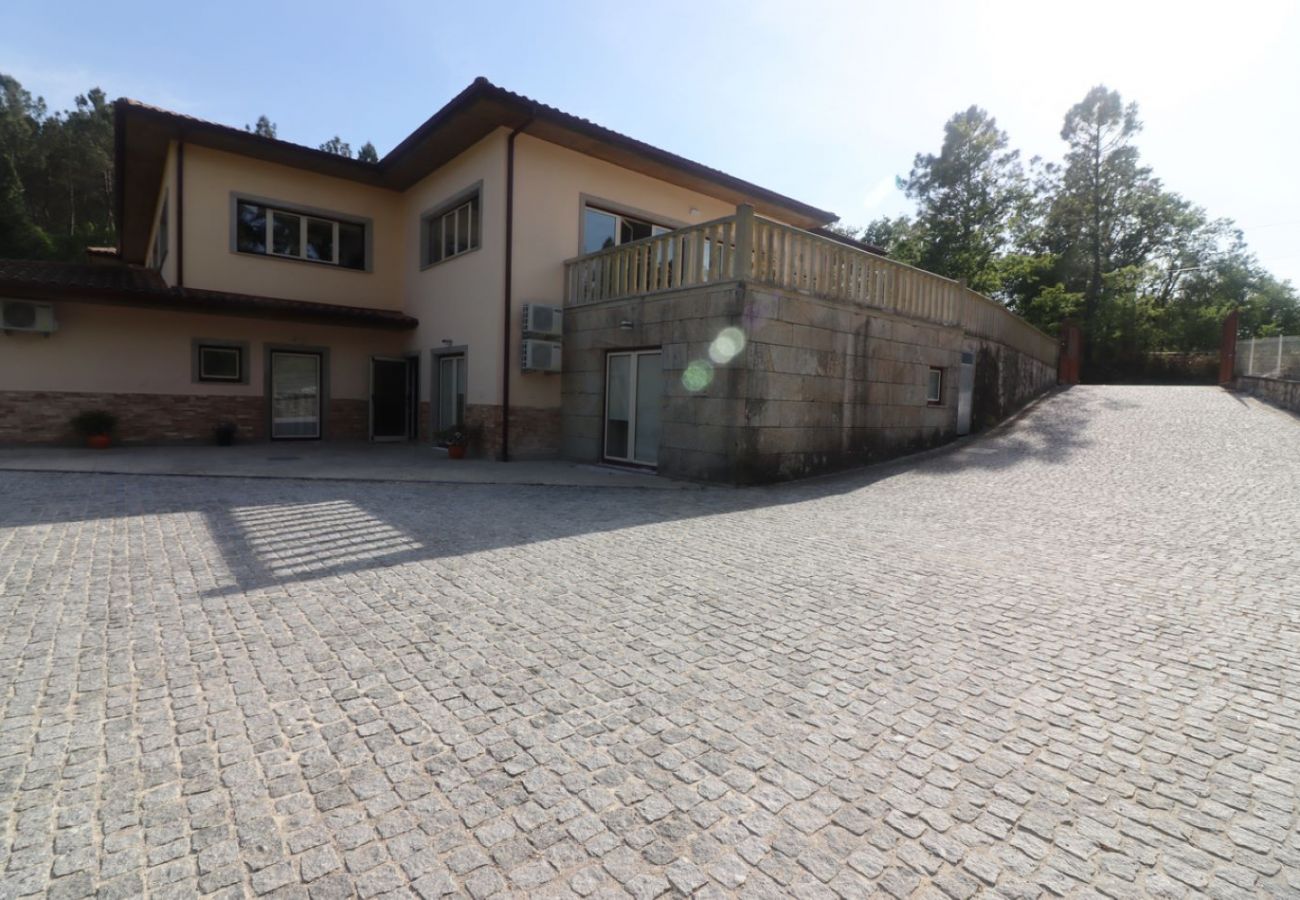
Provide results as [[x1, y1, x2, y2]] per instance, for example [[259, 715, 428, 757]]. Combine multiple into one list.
[[116, 78, 839, 262], [0, 259, 418, 330]]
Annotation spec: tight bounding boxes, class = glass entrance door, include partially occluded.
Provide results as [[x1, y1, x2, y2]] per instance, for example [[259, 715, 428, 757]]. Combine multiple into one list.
[[604, 350, 662, 466], [437, 354, 466, 432], [270, 351, 321, 439]]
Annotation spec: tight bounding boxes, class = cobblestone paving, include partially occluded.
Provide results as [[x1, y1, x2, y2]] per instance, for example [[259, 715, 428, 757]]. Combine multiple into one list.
[[1, 385, 1298, 899]]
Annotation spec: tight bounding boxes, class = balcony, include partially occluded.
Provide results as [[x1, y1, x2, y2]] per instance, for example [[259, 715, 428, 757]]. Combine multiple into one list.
[[564, 204, 1056, 363]]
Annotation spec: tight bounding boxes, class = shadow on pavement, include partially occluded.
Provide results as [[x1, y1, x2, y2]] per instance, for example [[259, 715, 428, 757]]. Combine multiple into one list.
[[0, 388, 1099, 597]]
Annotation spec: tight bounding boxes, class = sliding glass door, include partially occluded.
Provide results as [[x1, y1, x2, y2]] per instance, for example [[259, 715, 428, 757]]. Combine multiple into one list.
[[437, 354, 466, 431], [604, 350, 662, 467], [270, 351, 321, 439]]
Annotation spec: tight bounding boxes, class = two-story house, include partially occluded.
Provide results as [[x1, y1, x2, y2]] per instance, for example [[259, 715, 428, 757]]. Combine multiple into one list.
[[0, 78, 1059, 483]]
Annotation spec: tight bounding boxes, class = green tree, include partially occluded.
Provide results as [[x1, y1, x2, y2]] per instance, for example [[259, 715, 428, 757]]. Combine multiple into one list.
[[832, 216, 923, 266], [245, 115, 277, 138], [318, 136, 352, 158], [357, 141, 379, 163], [900, 106, 1028, 293]]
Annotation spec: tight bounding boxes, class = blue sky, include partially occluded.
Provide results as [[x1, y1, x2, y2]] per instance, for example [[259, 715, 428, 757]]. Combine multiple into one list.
[[7, 0, 1299, 285]]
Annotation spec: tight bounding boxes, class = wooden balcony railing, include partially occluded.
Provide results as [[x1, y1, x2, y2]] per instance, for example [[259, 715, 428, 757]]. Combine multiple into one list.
[[564, 204, 1058, 364]]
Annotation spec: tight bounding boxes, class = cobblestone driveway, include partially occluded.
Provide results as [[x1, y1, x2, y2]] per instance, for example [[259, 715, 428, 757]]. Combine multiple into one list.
[[2, 386, 1298, 899]]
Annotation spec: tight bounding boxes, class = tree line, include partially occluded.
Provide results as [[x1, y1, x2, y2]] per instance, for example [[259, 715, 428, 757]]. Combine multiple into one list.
[[0, 73, 376, 262], [839, 86, 1298, 378]]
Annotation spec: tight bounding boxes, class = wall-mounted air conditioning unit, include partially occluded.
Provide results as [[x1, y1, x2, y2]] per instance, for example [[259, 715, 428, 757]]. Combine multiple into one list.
[[521, 303, 563, 338], [522, 339, 562, 373], [1, 300, 57, 335]]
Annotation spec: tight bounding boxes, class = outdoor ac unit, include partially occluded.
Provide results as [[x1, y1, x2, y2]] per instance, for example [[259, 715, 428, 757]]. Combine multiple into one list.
[[522, 303, 563, 338], [1, 300, 57, 334], [522, 339, 562, 373]]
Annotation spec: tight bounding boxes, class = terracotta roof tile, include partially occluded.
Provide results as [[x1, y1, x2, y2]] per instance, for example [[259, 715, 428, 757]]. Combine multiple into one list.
[[0, 259, 417, 330]]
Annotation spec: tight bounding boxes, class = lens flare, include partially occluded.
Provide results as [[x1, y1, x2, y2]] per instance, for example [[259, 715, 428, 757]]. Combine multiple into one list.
[[681, 359, 714, 392], [708, 326, 747, 365]]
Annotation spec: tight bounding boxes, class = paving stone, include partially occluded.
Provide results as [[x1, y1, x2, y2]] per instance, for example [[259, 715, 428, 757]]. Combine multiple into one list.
[[0, 387, 1297, 898]]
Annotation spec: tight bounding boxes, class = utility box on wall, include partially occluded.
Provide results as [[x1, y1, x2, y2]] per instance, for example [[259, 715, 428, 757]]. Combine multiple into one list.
[[521, 304, 563, 338], [522, 339, 562, 373]]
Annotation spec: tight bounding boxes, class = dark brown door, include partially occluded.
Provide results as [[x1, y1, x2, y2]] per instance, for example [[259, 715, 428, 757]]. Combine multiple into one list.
[[371, 358, 409, 440]]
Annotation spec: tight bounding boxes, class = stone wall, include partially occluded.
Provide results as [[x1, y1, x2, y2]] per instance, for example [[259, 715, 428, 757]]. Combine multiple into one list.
[[735, 287, 962, 482], [0, 391, 372, 444], [563, 279, 1058, 484], [967, 337, 1058, 432], [563, 285, 746, 481], [1234, 376, 1300, 414]]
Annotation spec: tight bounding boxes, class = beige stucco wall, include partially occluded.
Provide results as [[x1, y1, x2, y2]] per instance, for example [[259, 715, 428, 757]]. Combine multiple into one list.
[[108, 125, 811, 443], [181, 145, 403, 309], [399, 130, 508, 406], [507, 134, 746, 411], [0, 301, 404, 400], [145, 141, 178, 285]]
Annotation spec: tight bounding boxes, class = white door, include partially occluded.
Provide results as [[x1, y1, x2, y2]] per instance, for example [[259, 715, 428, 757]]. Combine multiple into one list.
[[437, 354, 466, 431], [270, 351, 322, 439], [604, 350, 662, 466]]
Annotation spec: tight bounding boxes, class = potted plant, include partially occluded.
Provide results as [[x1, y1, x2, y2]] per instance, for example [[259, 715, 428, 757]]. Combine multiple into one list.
[[214, 422, 238, 446], [71, 410, 117, 449], [439, 424, 472, 459]]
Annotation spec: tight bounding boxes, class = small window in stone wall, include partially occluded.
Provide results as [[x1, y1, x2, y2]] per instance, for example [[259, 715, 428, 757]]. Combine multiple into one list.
[[926, 367, 944, 404], [195, 343, 246, 383]]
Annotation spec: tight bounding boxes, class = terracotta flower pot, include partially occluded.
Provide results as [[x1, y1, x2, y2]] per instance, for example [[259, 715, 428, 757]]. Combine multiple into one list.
[[448, 444, 467, 459], [87, 434, 112, 450]]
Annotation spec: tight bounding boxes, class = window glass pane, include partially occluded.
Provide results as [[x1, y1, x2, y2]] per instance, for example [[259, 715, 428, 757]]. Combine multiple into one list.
[[605, 354, 631, 459], [624, 217, 653, 242], [271, 353, 320, 438], [438, 355, 466, 430], [467, 197, 480, 249], [236, 201, 266, 253], [927, 369, 942, 402], [200, 347, 240, 380], [442, 211, 457, 259], [338, 221, 365, 269], [634, 353, 662, 464], [584, 208, 618, 253], [305, 217, 334, 262], [455, 204, 471, 254], [271, 211, 301, 256], [424, 217, 441, 265]]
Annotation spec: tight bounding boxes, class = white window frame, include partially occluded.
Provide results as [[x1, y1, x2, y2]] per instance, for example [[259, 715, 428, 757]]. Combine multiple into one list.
[[926, 367, 944, 404], [266, 208, 342, 264], [582, 205, 671, 255], [604, 349, 661, 467], [421, 188, 481, 268]]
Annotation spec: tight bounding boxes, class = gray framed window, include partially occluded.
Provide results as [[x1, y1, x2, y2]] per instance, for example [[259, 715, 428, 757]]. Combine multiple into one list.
[[926, 367, 944, 404], [193, 339, 249, 384], [581, 204, 671, 255], [234, 197, 368, 270], [420, 185, 481, 268]]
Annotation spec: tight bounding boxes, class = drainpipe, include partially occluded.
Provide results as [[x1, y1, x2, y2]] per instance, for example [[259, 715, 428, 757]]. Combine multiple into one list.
[[175, 141, 184, 286], [501, 114, 533, 462]]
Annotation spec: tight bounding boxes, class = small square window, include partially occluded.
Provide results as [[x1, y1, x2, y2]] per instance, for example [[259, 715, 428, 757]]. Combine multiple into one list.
[[198, 345, 243, 382], [926, 367, 944, 404]]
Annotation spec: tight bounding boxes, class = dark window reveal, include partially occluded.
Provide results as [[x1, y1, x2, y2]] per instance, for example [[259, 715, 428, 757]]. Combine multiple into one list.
[[197, 345, 243, 382]]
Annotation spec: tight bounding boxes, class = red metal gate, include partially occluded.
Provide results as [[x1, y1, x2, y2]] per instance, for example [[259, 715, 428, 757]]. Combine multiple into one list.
[[1058, 320, 1082, 385]]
